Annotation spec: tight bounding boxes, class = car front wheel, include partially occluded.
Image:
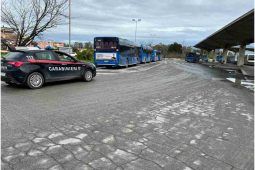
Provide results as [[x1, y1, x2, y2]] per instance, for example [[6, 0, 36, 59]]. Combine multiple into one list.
[[26, 72, 44, 89], [83, 70, 93, 82]]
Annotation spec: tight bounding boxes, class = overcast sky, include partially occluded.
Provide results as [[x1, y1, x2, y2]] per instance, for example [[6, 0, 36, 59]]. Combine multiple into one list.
[[41, 0, 254, 46]]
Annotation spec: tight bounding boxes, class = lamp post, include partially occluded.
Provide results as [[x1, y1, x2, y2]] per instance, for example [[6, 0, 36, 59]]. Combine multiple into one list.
[[68, 0, 71, 54], [132, 19, 141, 42]]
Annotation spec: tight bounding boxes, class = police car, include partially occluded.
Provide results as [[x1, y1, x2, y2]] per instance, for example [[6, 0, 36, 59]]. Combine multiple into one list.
[[1, 48, 96, 89]]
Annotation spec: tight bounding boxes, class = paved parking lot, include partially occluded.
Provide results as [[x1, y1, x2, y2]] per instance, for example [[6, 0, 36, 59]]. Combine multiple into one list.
[[1, 59, 254, 170]]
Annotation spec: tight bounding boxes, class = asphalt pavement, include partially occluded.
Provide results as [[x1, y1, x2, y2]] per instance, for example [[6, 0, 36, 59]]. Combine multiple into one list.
[[1, 59, 254, 170]]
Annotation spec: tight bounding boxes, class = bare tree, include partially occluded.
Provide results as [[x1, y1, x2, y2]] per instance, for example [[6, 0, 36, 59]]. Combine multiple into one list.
[[1, 0, 68, 46]]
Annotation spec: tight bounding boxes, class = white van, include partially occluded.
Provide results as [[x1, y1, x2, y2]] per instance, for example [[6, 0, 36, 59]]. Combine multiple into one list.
[[244, 54, 254, 66]]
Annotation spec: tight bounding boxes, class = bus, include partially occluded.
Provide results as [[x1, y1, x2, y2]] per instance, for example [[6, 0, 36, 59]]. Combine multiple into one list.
[[94, 37, 139, 67], [151, 50, 158, 62], [146, 46, 153, 63], [151, 50, 162, 62], [139, 45, 153, 63], [157, 51, 162, 61]]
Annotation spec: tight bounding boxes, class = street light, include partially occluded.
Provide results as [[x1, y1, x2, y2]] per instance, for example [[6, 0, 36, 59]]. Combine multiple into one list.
[[132, 18, 141, 42]]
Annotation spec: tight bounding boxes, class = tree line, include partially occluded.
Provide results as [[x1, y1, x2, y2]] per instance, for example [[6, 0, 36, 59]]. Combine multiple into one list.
[[153, 42, 183, 58]]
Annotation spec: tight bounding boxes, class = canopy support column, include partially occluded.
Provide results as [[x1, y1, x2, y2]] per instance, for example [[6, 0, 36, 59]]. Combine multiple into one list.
[[213, 50, 217, 62], [208, 50, 215, 62], [237, 44, 246, 66], [222, 48, 228, 64]]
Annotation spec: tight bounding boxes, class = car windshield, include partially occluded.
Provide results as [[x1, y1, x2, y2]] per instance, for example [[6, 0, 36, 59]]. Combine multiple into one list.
[[3, 52, 24, 61]]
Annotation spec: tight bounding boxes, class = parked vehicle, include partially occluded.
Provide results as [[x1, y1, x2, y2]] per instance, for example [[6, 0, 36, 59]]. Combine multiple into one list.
[[185, 52, 199, 63], [227, 55, 237, 64], [139, 45, 153, 63], [151, 50, 158, 62], [59, 47, 76, 57], [216, 55, 224, 63], [157, 51, 162, 61], [244, 54, 254, 66], [94, 37, 139, 67], [1, 49, 96, 89], [200, 55, 208, 62]]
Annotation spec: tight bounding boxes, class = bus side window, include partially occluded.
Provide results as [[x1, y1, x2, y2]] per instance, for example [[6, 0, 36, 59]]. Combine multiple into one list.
[[109, 42, 113, 48], [104, 42, 108, 49], [100, 42, 104, 48], [96, 42, 100, 48]]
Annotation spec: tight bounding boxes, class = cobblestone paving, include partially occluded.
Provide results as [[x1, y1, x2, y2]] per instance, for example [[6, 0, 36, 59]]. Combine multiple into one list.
[[1, 60, 254, 170]]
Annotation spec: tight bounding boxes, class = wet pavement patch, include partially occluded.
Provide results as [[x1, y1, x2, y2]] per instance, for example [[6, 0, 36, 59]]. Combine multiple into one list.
[[222, 68, 254, 91], [226, 78, 254, 91]]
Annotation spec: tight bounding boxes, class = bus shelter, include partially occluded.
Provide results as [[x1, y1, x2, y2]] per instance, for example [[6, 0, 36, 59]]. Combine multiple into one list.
[[195, 9, 254, 66]]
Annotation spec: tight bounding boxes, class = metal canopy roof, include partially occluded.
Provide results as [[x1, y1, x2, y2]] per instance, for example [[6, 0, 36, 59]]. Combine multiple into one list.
[[195, 9, 254, 51], [229, 47, 254, 53]]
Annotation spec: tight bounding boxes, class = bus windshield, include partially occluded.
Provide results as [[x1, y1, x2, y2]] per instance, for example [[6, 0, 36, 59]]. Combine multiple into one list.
[[94, 38, 118, 50]]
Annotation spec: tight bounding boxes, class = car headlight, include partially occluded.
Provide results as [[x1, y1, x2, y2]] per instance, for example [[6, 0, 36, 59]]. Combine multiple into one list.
[[91, 63, 96, 68]]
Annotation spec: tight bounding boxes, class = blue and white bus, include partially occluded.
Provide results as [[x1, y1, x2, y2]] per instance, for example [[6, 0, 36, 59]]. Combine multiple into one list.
[[151, 50, 162, 62], [139, 45, 153, 63], [94, 37, 139, 67], [146, 46, 153, 63], [139, 46, 147, 63], [157, 51, 162, 61], [151, 50, 159, 62]]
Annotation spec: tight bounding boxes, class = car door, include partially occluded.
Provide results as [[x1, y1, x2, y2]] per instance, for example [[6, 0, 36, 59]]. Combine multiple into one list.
[[54, 51, 82, 78], [34, 51, 62, 80]]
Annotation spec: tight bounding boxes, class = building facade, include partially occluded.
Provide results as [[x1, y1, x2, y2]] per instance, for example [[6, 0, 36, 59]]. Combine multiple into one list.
[[37, 41, 65, 49]]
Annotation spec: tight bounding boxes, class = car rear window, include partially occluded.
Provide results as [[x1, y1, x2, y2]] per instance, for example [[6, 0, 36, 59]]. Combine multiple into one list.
[[4, 52, 25, 61]]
